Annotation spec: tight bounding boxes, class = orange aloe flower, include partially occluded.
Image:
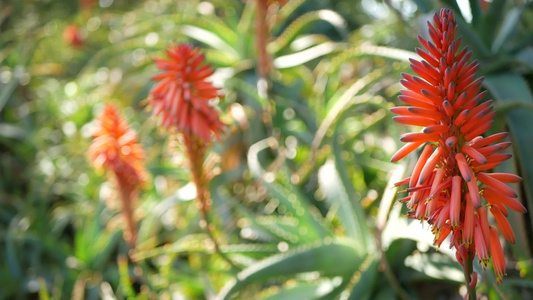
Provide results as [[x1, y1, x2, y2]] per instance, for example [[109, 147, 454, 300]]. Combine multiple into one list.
[[149, 43, 226, 216], [63, 24, 84, 48], [149, 43, 224, 142], [147, 43, 241, 269], [89, 104, 147, 246], [391, 9, 526, 285]]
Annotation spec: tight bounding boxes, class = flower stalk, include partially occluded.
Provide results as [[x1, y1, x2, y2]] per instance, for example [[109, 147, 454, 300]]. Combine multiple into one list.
[[255, 0, 272, 79], [254, 0, 285, 79], [183, 133, 240, 271], [89, 104, 147, 248], [149, 43, 239, 270], [183, 134, 210, 220], [116, 175, 139, 247], [463, 251, 477, 300]]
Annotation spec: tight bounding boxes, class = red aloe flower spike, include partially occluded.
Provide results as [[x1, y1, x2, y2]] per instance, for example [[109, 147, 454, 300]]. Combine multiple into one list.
[[150, 45, 240, 270], [149, 44, 224, 142], [89, 104, 147, 247], [391, 8, 525, 286]]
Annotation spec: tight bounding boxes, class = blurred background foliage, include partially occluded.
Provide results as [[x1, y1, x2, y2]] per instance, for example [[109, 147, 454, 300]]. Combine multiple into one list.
[[1, 0, 533, 299]]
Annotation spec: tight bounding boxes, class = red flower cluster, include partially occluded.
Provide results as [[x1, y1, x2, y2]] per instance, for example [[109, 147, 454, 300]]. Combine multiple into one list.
[[149, 44, 224, 142], [391, 9, 526, 283], [89, 104, 146, 187], [89, 104, 146, 246], [63, 24, 84, 48]]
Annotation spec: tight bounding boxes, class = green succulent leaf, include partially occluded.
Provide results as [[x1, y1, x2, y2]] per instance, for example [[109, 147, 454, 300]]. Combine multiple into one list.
[[270, 10, 347, 54], [491, 7, 524, 54], [347, 257, 379, 300], [259, 280, 343, 300], [0, 78, 17, 113], [478, 0, 506, 46], [216, 239, 365, 300], [468, 0, 482, 27], [455, 17, 490, 60], [318, 158, 362, 242], [248, 138, 331, 241], [411, 0, 433, 14], [273, 42, 341, 69]]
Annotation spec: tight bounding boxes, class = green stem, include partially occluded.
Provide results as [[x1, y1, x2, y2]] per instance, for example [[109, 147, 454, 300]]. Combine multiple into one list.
[[255, 0, 272, 79], [116, 175, 138, 248], [463, 255, 477, 300], [184, 134, 241, 272]]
